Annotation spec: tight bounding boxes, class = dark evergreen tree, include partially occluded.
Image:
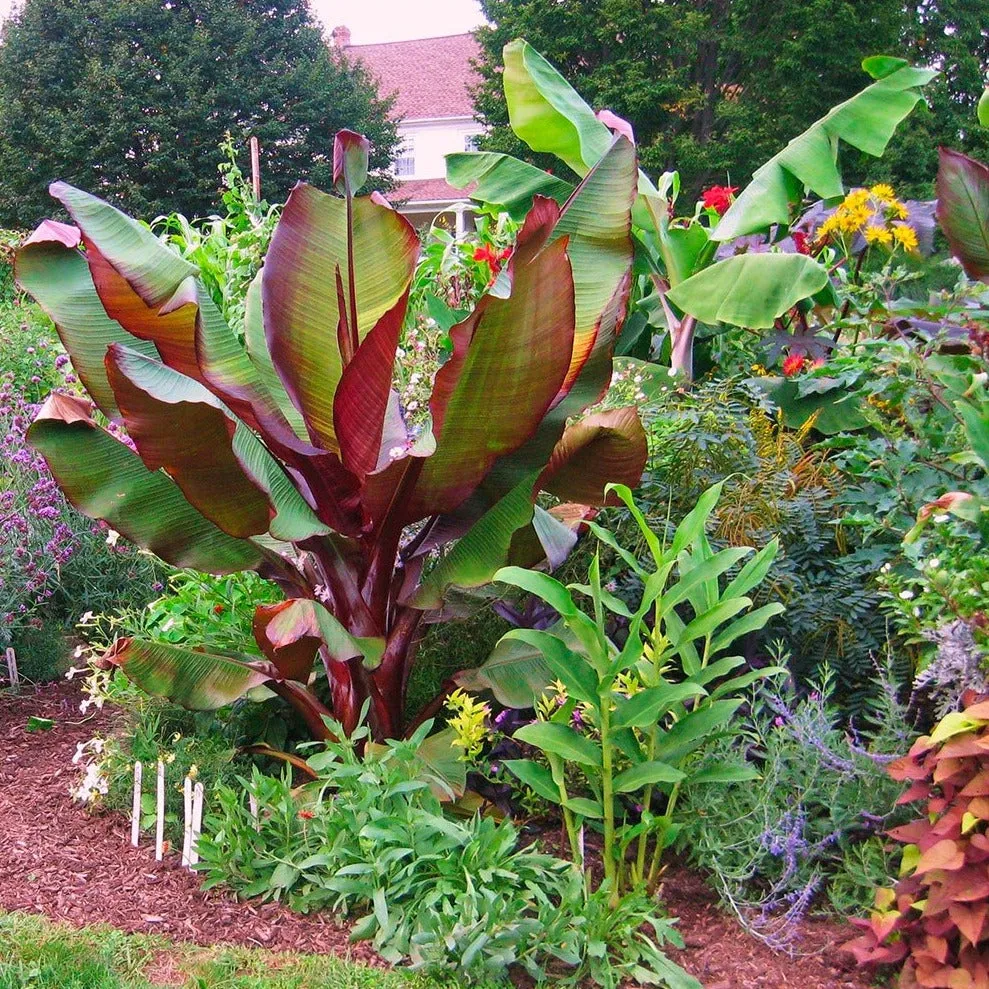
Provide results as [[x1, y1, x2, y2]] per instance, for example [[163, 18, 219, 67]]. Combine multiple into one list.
[[0, 0, 398, 226]]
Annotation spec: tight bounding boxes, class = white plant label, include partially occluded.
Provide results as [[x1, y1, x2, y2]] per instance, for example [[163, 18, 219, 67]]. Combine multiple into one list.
[[154, 760, 165, 861], [130, 761, 142, 847], [181, 775, 193, 867]]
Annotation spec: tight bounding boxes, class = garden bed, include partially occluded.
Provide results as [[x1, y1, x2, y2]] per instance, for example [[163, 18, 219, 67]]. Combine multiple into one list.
[[0, 681, 876, 987]]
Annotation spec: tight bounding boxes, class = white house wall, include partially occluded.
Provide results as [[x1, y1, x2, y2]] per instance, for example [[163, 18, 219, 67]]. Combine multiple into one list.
[[396, 117, 483, 180]]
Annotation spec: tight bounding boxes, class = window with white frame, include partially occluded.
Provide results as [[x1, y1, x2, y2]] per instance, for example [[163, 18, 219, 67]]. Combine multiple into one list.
[[394, 135, 415, 177]]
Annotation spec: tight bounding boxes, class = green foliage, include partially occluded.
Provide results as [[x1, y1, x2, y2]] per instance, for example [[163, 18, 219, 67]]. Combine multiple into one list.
[[679, 672, 911, 948], [0, 0, 399, 227], [471, 1, 986, 196], [489, 484, 783, 898], [198, 718, 692, 987], [153, 139, 281, 341]]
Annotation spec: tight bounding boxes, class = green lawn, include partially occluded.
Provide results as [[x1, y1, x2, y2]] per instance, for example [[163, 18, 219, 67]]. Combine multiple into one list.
[[0, 913, 470, 989]]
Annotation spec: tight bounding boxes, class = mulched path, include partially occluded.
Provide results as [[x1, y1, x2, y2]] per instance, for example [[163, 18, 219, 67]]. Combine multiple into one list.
[[0, 681, 877, 987]]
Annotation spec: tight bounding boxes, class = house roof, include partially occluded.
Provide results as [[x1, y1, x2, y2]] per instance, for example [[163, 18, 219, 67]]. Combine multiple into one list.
[[347, 33, 481, 121], [387, 177, 473, 206]]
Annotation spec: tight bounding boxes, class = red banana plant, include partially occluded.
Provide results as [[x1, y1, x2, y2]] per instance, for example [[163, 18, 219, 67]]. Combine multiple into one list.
[[19, 130, 646, 741]]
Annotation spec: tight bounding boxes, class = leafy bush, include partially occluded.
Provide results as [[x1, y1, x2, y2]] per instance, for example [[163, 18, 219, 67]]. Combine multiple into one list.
[[480, 483, 783, 898], [680, 671, 912, 950], [198, 718, 696, 987], [846, 695, 989, 985]]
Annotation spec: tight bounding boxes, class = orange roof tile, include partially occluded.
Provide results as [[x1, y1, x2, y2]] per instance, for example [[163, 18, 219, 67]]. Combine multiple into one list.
[[346, 33, 481, 121]]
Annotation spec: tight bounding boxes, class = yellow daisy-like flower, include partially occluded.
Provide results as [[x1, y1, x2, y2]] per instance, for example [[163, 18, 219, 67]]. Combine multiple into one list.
[[889, 200, 909, 220], [870, 183, 896, 204], [892, 223, 919, 252], [844, 188, 871, 208], [864, 225, 893, 246]]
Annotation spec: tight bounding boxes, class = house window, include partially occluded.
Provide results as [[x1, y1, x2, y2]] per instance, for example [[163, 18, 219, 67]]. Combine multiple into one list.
[[464, 133, 482, 152], [394, 136, 415, 177]]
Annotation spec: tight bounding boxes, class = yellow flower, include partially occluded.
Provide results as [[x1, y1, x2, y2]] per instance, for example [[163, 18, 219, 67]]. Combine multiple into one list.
[[445, 688, 490, 762], [889, 200, 909, 220], [864, 225, 893, 247], [869, 183, 896, 204], [844, 188, 871, 208], [892, 223, 918, 252]]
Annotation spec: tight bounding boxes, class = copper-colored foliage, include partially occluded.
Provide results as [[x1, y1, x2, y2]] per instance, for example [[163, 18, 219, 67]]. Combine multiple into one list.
[[846, 691, 989, 986]]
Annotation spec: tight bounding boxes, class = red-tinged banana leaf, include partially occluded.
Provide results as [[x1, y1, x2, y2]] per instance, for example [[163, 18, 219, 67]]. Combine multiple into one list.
[[105, 637, 334, 739], [15, 228, 159, 417], [105, 344, 330, 543], [263, 183, 418, 452], [333, 129, 370, 196], [253, 601, 321, 682], [407, 472, 540, 610], [51, 182, 197, 307], [447, 138, 638, 513], [333, 290, 410, 478], [196, 282, 364, 537], [537, 407, 648, 505], [936, 147, 989, 282], [242, 271, 310, 442], [258, 598, 385, 671], [26, 392, 263, 574], [403, 223, 576, 521]]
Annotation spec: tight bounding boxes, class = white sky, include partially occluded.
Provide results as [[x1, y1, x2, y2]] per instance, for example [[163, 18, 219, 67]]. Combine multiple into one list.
[[0, 0, 486, 44]]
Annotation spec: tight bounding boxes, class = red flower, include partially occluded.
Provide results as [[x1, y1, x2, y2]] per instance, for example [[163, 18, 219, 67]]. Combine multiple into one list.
[[298, 809, 315, 820], [791, 231, 811, 256], [213, 604, 225, 614], [472, 244, 499, 265], [782, 352, 807, 377], [700, 185, 739, 216]]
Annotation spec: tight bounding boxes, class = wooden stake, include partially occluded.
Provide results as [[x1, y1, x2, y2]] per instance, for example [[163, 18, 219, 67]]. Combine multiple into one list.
[[181, 776, 193, 867], [154, 760, 165, 861], [5, 647, 18, 688], [131, 761, 143, 847], [249, 136, 261, 202], [189, 782, 204, 868], [248, 793, 260, 831]]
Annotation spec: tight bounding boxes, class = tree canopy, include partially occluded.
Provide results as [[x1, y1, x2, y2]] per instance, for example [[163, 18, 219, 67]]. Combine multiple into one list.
[[472, 0, 988, 198], [0, 0, 399, 227]]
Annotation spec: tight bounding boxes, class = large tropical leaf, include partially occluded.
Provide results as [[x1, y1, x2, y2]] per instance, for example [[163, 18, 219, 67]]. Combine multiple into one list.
[[936, 147, 989, 282], [714, 59, 937, 241], [537, 407, 647, 505], [15, 226, 158, 416], [26, 392, 262, 574], [408, 473, 540, 610], [105, 344, 330, 542], [404, 208, 576, 519], [502, 39, 614, 178], [262, 183, 418, 452], [106, 638, 269, 709], [666, 254, 829, 328], [446, 151, 574, 218], [454, 629, 555, 708]]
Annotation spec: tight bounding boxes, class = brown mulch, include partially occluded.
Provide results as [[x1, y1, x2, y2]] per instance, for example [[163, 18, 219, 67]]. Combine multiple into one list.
[[0, 681, 877, 987]]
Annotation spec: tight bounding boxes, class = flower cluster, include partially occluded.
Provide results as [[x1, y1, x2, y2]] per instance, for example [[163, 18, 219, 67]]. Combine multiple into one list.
[[815, 185, 918, 253], [445, 688, 491, 762], [700, 185, 739, 216], [69, 737, 109, 804]]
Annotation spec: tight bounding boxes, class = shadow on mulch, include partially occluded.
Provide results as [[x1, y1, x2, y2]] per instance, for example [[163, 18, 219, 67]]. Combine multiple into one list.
[[0, 681, 878, 987]]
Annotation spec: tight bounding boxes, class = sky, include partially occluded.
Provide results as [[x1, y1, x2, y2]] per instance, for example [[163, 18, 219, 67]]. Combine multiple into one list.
[[0, 0, 486, 43]]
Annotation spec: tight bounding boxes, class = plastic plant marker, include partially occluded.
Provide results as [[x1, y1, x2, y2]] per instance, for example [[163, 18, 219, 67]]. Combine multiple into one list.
[[5, 648, 18, 688], [155, 760, 165, 862], [190, 781, 204, 867], [130, 761, 142, 847], [181, 775, 193, 867], [249, 793, 260, 831]]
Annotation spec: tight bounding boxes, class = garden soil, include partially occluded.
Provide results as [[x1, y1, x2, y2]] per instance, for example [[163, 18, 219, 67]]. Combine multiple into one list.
[[0, 682, 878, 987]]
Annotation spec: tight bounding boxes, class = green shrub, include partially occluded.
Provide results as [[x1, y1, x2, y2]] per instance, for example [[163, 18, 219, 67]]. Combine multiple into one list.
[[678, 670, 911, 949]]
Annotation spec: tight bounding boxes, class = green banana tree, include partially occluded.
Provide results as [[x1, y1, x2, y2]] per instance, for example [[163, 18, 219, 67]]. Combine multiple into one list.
[[19, 130, 647, 742], [448, 41, 936, 379]]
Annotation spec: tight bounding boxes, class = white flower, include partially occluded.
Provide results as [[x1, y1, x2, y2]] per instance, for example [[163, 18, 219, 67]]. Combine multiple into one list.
[[80, 611, 94, 623], [73, 644, 84, 659], [406, 400, 419, 412], [880, 563, 891, 574], [105, 529, 120, 547], [900, 590, 915, 600], [72, 741, 87, 764], [934, 514, 949, 523], [928, 558, 941, 570], [64, 666, 87, 680], [388, 446, 405, 461], [313, 584, 331, 603], [409, 372, 421, 385]]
